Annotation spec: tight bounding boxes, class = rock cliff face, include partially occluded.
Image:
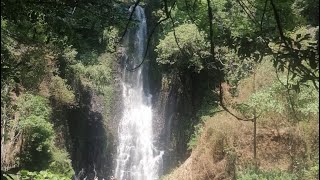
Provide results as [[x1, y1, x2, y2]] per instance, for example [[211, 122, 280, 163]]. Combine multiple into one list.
[[68, 84, 112, 179], [150, 70, 214, 174], [144, 1, 212, 174], [67, 56, 123, 179]]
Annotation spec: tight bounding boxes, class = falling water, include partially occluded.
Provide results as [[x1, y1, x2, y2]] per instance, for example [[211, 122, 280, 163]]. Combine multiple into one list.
[[114, 6, 164, 180]]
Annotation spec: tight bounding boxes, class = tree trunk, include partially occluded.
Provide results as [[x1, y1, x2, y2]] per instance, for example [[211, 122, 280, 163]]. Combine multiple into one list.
[[253, 65, 257, 171]]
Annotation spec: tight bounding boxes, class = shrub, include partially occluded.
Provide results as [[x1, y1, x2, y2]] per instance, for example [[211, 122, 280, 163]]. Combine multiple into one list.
[[235, 76, 319, 121], [71, 52, 115, 121], [62, 46, 78, 64], [20, 49, 49, 90], [156, 23, 208, 72], [103, 27, 119, 52], [219, 47, 256, 93], [17, 93, 51, 120], [50, 75, 75, 105], [17, 93, 54, 170], [295, 83, 319, 116], [303, 164, 319, 180], [237, 169, 298, 180], [19, 170, 70, 180], [71, 52, 114, 92], [19, 115, 54, 170], [78, 51, 99, 65], [48, 147, 74, 178], [187, 120, 205, 150], [16, 93, 74, 175]]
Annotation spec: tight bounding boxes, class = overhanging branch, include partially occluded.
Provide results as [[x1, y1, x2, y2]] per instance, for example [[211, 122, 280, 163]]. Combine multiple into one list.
[[126, 0, 177, 71], [119, 0, 142, 42]]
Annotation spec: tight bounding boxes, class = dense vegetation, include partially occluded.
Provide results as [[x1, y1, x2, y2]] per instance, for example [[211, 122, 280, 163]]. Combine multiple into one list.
[[1, 0, 319, 179], [1, 0, 124, 178], [152, 0, 318, 179]]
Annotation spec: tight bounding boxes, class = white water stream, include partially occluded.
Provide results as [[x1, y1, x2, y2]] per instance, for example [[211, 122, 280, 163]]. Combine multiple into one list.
[[114, 6, 164, 180]]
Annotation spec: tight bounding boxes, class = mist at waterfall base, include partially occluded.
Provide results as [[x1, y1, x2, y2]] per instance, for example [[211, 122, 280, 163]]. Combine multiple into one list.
[[114, 6, 164, 180]]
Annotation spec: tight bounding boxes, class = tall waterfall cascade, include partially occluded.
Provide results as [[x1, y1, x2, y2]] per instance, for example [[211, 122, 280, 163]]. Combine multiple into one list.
[[114, 6, 164, 180]]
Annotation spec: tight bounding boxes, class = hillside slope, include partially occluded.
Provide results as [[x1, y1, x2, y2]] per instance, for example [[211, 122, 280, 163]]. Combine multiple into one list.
[[162, 61, 319, 180]]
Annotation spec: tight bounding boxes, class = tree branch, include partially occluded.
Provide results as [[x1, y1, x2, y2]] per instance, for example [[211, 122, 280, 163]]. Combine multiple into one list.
[[269, 0, 290, 48], [206, 0, 215, 63], [235, 0, 259, 25], [218, 82, 254, 122], [205, 0, 256, 122], [126, 0, 177, 71], [119, 0, 141, 42], [260, 0, 269, 32]]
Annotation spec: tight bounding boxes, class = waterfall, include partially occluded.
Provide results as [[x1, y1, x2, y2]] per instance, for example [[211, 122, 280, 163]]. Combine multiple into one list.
[[114, 6, 164, 180]]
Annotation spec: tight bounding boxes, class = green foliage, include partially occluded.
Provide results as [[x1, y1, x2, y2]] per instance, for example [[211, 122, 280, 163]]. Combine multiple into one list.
[[256, 0, 305, 33], [1, 0, 319, 178], [168, 0, 254, 38], [1, 16, 54, 86], [218, 47, 256, 94], [19, 49, 49, 90], [71, 52, 115, 121], [19, 170, 70, 180], [1, 0, 123, 176], [1, 0, 126, 86], [187, 120, 205, 150], [103, 27, 120, 52], [196, 90, 220, 118], [237, 169, 298, 180], [50, 76, 75, 105], [62, 46, 78, 65], [269, 26, 319, 88], [71, 53, 114, 92], [78, 51, 99, 66], [19, 114, 54, 150], [16, 93, 53, 170], [212, 0, 254, 37], [17, 93, 51, 120], [156, 23, 208, 72], [15, 93, 74, 176], [164, 0, 319, 89], [235, 75, 319, 120], [1, 0, 125, 47], [48, 147, 74, 178], [295, 84, 319, 115], [293, 0, 319, 26], [303, 164, 319, 180]]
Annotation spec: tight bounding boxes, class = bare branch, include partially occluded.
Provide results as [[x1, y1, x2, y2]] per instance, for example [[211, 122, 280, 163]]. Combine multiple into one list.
[[206, 0, 215, 63], [126, 0, 177, 71], [169, 15, 187, 57], [260, 0, 269, 32], [269, 0, 290, 48], [218, 82, 254, 122], [235, 0, 259, 25], [205, 0, 252, 122], [119, 0, 142, 42]]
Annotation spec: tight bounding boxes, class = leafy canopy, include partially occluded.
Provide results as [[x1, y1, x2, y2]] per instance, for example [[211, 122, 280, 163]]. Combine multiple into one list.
[[156, 23, 208, 72]]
